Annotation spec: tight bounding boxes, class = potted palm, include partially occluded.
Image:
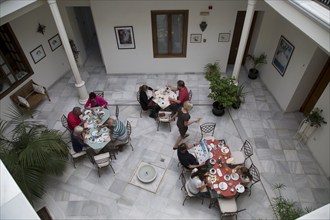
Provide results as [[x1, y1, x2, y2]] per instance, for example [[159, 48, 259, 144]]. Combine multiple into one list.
[[0, 106, 68, 205], [297, 108, 327, 141], [208, 75, 238, 116], [246, 53, 267, 79], [232, 84, 246, 109]]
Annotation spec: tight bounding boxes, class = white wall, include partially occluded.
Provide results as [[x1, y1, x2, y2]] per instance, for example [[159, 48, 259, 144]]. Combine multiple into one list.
[[252, 3, 320, 112], [307, 84, 330, 178], [90, 0, 249, 74], [0, 4, 70, 120]]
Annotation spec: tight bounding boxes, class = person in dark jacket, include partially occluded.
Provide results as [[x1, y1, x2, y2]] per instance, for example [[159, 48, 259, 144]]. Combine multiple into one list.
[[139, 85, 160, 118]]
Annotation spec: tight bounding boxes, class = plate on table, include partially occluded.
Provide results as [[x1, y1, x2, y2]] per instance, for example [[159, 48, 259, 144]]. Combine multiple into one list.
[[96, 137, 104, 143], [210, 168, 216, 175], [84, 110, 91, 115], [209, 158, 216, 165], [92, 130, 100, 137], [101, 133, 109, 138], [89, 137, 96, 144], [82, 115, 90, 121], [209, 152, 213, 158], [221, 147, 229, 154], [94, 108, 100, 113], [219, 182, 228, 190], [235, 184, 245, 193], [231, 172, 239, 181], [224, 175, 231, 181], [99, 111, 105, 117]]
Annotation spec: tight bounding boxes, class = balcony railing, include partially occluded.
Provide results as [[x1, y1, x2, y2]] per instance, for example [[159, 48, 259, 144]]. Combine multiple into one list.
[[313, 0, 330, 9]]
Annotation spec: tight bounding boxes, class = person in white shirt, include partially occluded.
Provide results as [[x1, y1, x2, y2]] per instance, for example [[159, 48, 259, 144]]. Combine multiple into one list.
[[186, 168, 210, 197]]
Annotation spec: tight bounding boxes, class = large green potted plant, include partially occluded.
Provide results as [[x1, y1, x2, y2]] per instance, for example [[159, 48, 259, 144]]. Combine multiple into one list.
[[204, 62, 220, 81], [208, 75, 238, 116], [0, 106, 68, 205], [246, 53, 267, 79]]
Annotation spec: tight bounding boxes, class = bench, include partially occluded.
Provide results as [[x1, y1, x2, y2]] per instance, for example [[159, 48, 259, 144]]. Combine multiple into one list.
[[10, 79, 51, 110]]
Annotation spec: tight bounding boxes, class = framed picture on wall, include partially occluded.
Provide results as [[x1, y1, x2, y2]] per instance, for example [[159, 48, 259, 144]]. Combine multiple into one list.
[[48, 34, 62, 51], [218, 33, 230, 42], [272, 35, 294, 76], [190, 34, 202, 43], [114, 26, 136, 49], [30, 45, 46, 64]]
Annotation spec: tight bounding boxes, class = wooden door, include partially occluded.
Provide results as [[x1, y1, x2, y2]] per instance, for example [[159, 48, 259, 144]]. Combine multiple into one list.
[[300, 57, 330, 115], [228, 11, 258, 64]]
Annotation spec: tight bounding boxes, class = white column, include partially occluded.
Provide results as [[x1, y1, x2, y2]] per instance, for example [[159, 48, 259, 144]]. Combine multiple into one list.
[[47, 0, 88, 104], [232, 0, 257, 80]]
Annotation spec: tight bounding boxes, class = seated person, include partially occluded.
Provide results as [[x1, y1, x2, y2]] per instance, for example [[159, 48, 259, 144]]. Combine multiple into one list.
[[236, 166, 253, 187], [167, 80, 189, 113], [67, 107, 83, 131], [186, 168, 210, 197], [100, 116, 128, 147], [71, 126, 87, 153], [177, 142, 205, 170], [139, 85, 160, 118], [84, 92, 108, 109]]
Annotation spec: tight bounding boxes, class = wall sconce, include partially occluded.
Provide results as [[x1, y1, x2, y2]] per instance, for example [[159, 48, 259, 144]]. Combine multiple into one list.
[[200, 21, 207, 32], [200, 11, 209, 32], [37, 23, 46, 35]]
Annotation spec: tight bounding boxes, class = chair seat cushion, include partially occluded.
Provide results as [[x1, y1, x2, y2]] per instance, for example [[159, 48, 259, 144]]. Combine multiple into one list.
[[217, 197, 237, 213], [70, 149, 87, 158], [97, 161, 110, 168], [230, 151, 245, 165]]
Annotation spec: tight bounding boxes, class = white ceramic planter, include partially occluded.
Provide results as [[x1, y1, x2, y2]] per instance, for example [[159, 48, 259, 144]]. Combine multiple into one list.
[[297, 118, 318, 141]]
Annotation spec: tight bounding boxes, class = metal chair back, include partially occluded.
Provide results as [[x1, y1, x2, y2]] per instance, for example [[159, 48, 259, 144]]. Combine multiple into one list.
[[61, 114, 72, 133], [188, 89, 192, 101], [93, 90, 104, 98], [241, 140, 253, 159], [200, 122, 216, 138], [248, 163, 260, 196], [115, 105, 119, 119]]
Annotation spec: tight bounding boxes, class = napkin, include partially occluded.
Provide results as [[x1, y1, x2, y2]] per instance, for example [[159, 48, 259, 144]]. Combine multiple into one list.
[[217, 168, 223, 177]]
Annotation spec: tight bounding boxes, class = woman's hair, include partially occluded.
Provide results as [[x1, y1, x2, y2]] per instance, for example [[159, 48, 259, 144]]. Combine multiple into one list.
[[89, 92, 96, 99], [73, 126, 83, 136], [178, 143, 187, 152], [183, 101, 193, 111], [240, 167, 253, 179], [139, 85, 148, 92], [191, 169, 206, 180]]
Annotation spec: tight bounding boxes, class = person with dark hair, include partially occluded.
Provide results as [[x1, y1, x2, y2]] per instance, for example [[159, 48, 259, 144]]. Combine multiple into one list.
[[236, 166, 253, 187], [67, 106, 83, 131], [177, 142, 205, 169], [167, 80, 190, 112], [139, 85, 160, 118], [186, 168, 210, 197], [84, 92, 108, 109]]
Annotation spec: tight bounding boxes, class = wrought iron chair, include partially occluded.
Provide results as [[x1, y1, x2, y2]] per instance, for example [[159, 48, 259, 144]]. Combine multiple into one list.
[[136, 91, 150, 117], [157, 111, 172, 131], [93, 90, 104, 98], [231, 140, 253, 166], [113, 121, 134, 151], [188, 89, 192, 101], [115, 105, 119, 119], [200, 122, 216, 139], [182, 181, 204, 206], [247, 163, 261, 196], [61, 114, 72, 134], [217, 197, 246, 220], [66, 141, 87, 168], [93, 152, 115, 177]]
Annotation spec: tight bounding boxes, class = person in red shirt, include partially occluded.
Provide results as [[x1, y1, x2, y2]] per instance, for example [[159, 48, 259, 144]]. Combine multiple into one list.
[[67, 107, 83, 131], [168, 80, 189, 114]]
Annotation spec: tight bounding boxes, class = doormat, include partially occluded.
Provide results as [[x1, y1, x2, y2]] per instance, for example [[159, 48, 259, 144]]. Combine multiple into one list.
[[129, 161, 166, 193]]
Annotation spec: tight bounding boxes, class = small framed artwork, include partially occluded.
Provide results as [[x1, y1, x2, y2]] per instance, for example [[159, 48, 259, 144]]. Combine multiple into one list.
[[48, 34, 62, 51], [272, 35, 294, 76], [190, 34, 202, 43], [218, 33, 230, 42], [30, 45, 46, 64], [114, 26, 136, 49]]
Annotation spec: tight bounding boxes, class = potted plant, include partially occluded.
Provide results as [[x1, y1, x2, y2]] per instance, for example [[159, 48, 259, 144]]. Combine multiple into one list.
[[246, 53, 267, 79], [232, 84, 246, 109], [204, 62, 220, 81], [208, 75, 238, 116], [0, 106, 68, 205], [297, 107, 327, 141]]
